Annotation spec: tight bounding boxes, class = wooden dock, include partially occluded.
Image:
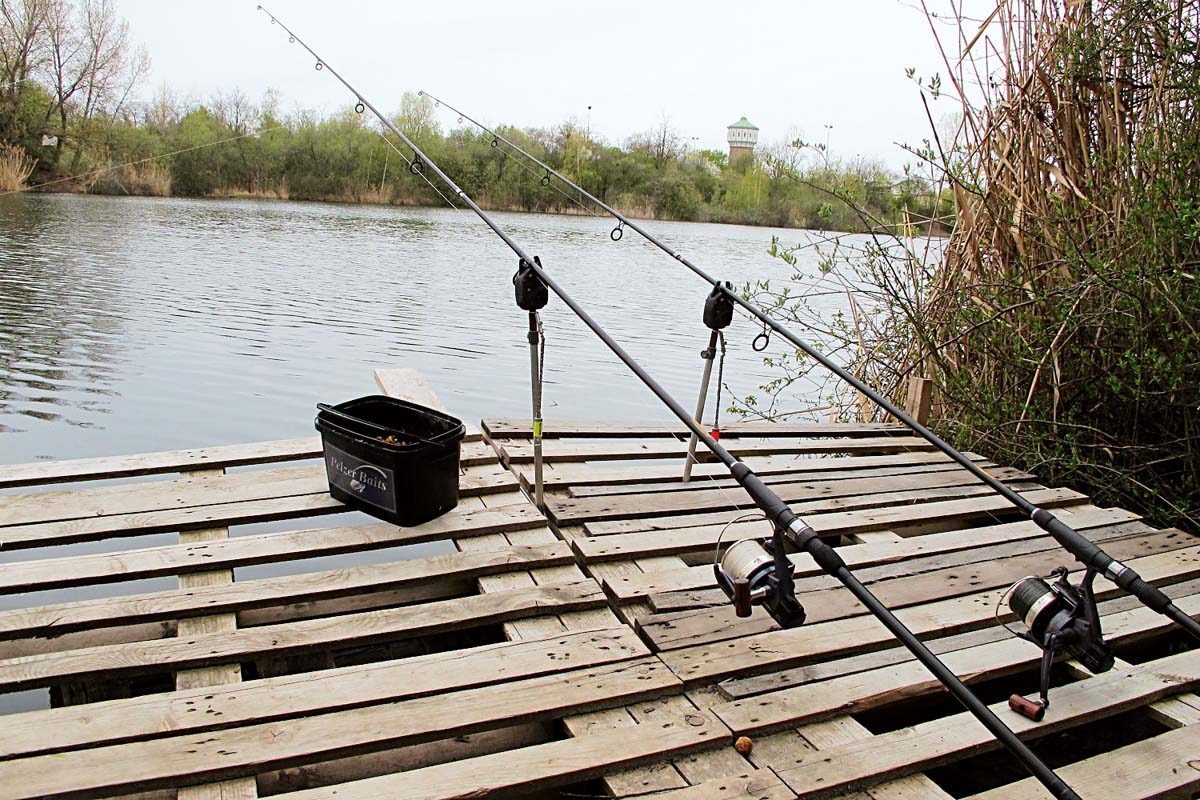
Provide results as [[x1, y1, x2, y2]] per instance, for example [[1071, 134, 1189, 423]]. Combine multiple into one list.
[[1, 371, 1198, 799]]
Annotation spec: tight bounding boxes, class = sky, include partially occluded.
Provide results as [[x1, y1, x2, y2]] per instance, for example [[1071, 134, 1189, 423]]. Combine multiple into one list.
[[112, 0, 989, 169]]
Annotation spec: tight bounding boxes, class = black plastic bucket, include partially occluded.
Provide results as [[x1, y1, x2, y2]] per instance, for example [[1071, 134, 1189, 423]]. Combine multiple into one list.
[[314, 395, 466, 526]]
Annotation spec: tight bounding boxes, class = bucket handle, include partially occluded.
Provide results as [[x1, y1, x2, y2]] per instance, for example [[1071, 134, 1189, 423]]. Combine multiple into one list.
[[317, 403, 458, 447]]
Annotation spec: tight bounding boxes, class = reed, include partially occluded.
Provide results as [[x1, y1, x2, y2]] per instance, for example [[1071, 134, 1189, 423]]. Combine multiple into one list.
[[747, 0, 1200, 530], [0, 144, 36, 192], [125, 161, 172, 196], [915, 0, 1200, 529]]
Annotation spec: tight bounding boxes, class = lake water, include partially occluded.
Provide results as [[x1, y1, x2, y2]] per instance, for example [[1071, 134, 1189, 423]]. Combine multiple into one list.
[[0, 194, 852, 465]]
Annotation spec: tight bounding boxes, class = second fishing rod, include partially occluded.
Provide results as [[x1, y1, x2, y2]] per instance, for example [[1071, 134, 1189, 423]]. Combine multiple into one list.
[[257, 10, 1079, 798], [420, 89, 1200, 647]]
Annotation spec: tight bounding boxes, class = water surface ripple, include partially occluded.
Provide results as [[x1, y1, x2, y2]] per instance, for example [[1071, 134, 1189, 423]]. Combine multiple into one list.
[[0, 194, 848, 463]]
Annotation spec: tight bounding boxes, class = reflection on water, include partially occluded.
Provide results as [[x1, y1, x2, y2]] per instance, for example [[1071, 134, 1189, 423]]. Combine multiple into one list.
[[0, 194, 851, 464]]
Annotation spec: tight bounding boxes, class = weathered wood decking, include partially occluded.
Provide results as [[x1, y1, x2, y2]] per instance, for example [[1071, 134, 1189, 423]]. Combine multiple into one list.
[[0, 372, 1198, 799]]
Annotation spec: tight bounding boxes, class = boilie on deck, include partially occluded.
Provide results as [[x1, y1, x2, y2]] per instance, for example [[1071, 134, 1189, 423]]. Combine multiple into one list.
[[0, 370, 1197, 800]]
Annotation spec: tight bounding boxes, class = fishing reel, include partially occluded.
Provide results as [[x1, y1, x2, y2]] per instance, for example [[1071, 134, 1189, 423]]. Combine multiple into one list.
[[1001, 567, 1115, 721], [713, 519, 806, 629]]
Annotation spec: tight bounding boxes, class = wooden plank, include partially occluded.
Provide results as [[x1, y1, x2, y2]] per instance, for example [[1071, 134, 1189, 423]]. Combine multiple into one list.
[[559, 707, 688, 796], [602, 508, 1138, 602], [375, 368, 609, 636], [658, 545, 1200, 685], [904, 377, 934, 426], [0, 492, 346, 550], [0, 504, 547, 596], [639, 770, 795, 800], [273, 710, 726, 800], [173, 468, 256, 800], [548, 467, 1032, 525], [0, 437, 496, 496], [522, 452, 986, 490], [583, 482, 1076, 537], [0, 463, 515, 529], [374, 367, 482, 439], [175, 469, 240, 692], [0, 580, 607, 691], [0, 477, 533, 552], [647, 516, 1156, 613], [797, 716, 950, 800], [718, 575, 1200, 701], [0, 437, 324, 489], [574, 488, 1088, 562], [713, 592, 1200, 736], [482, 418, 908, 439], [621, 692, 751, 786], [966, 724, 1200, 800], [503, 436, 935, 464], [0, 658, 682, 800], [0, 627, 645, 761], [773, 647, 1200, 799], [639, 527, 1189, 651], [587, 481, 1052, 536], [0, 540, 572, 641], [568, 457, 994, 498]]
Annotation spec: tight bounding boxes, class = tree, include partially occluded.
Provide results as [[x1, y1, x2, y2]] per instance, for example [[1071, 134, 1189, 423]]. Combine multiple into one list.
[[210, 87, 255, 134], [393, 91, 438, 148], [0, 0, 50, 145], [170, 107, 226, 196], [42, 0, 148, 169], [627, 116, 687, 171]]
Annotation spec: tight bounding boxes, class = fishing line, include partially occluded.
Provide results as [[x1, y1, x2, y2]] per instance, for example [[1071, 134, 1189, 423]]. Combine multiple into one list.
[[429, 98, 601, 218], [422, 90, 763, 325], [372, 129, 462, 211], [0, 126, 286, 198], [257, 11, 1080, 796], [470, 129, 601, 218], [417, 90, 1200, 650]]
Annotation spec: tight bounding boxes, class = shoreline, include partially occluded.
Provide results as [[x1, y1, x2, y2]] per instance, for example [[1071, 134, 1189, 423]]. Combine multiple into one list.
[[10, 183, 944, 236]]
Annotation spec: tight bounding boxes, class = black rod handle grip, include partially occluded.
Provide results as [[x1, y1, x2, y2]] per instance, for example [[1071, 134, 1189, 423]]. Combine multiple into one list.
[[1032, 508, 1109, 570], [729, 463, 789, 525]]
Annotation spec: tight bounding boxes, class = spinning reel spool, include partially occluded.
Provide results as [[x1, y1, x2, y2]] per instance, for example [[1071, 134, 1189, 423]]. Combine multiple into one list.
[[1001, 567, 1115, 721], [713, 517, 806, 629]]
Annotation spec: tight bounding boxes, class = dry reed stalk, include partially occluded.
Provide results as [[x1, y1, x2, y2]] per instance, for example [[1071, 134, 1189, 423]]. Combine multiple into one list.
[[748, 0, 1199, 527], [0, 144, 35, 192]]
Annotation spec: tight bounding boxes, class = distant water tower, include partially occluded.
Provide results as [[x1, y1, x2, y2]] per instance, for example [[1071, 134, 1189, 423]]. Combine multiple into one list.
[[727, 116, 759, 164]]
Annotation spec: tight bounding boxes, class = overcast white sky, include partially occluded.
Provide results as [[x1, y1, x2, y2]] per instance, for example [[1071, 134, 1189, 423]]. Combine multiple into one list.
[[112, 0, 988, 169]]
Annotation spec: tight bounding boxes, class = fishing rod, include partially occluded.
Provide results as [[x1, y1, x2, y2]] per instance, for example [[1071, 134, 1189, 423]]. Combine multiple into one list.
[[420, 90, 1200, 650], [257, 10, 1079, 798]]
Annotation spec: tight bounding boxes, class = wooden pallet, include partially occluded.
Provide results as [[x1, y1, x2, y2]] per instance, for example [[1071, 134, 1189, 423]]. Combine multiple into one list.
[[0, 374, 638, 800], [2, 387, 1198, 800], [482, 416, 1200, 799]]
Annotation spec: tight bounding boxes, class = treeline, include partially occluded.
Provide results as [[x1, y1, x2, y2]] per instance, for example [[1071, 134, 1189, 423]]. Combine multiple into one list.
[[2, 5, 940, 231]]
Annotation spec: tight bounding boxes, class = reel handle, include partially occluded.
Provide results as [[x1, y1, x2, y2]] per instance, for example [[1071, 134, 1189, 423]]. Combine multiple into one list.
[[732, 578, 752, 617], [1009, 694, 1047, 722]]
